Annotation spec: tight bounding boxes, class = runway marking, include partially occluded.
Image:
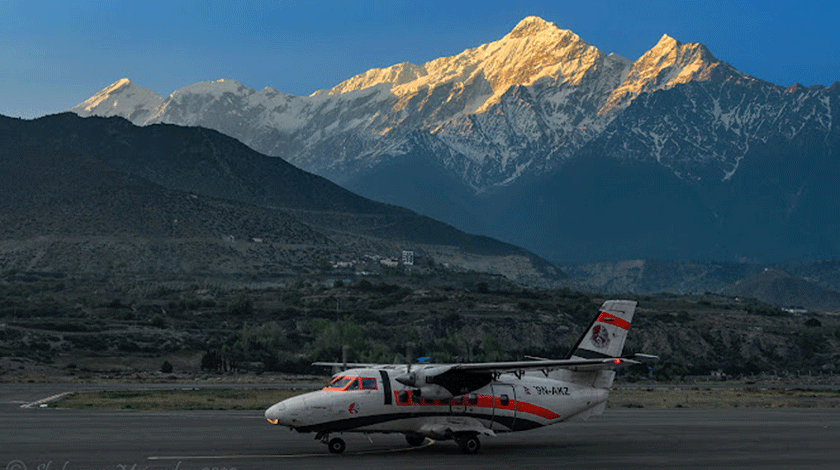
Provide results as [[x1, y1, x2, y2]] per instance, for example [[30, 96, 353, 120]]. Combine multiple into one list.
[[148, 439, 435, 460], [20, 392, 71, 408]]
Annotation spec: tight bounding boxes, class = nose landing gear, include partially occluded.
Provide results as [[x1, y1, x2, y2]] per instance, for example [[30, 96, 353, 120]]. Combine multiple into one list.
[[327, 437, 346, 454], [316, 431, 346, 454]]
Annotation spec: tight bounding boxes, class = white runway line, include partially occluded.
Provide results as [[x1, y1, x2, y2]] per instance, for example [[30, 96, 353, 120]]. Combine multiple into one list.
[[20, 391, 71, 408]]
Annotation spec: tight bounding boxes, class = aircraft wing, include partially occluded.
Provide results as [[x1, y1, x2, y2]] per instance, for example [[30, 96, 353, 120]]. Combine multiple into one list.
[[447, 356, 645, 374], [312, 355, 654, 374], [312, 362, 383, 369]]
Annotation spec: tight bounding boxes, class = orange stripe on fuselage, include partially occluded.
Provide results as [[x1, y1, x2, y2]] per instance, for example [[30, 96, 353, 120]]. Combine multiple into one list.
[[597, 311, 630, 330], [392, 391, 560, 421]]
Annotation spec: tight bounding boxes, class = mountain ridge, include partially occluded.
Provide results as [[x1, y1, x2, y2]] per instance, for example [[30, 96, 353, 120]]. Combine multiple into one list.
[[71, 16, 840, 264], [70, 16, 763, 194]]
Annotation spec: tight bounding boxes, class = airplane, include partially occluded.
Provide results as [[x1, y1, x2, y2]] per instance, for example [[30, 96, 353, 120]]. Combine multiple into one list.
[[265, 299, 655, 454]]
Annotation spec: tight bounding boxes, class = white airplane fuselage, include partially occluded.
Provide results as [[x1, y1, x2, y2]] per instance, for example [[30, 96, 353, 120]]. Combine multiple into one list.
[[266, 367, 610, 438]]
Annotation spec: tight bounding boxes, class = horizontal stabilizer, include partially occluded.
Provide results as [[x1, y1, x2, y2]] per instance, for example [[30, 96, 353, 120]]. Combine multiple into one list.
[[629, 353, 659, 362]]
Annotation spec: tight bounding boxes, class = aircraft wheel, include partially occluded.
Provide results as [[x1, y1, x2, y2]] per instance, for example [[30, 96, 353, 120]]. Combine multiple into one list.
[[327, 437, 346, 454], [457, 435, 480, 454], [405, 434, 426, 447]]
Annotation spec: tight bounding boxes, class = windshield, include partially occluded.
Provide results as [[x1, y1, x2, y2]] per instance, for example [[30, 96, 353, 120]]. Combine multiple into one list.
[[322, 376, 377, 391], [324, 377, 353, 390]]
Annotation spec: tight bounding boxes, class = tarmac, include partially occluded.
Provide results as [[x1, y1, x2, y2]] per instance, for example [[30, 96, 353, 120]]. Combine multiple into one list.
[[1, 384, 838, 470]]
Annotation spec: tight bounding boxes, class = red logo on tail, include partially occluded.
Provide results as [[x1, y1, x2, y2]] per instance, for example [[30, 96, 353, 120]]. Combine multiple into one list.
[[591, 324, 610, 349]]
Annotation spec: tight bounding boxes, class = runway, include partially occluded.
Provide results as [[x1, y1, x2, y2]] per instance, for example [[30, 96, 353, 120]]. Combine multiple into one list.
[[2, 400, 838, 469]]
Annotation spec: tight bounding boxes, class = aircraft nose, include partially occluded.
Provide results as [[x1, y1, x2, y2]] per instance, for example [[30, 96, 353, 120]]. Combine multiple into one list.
[[265, 396, 306, 427], [265, 401, 286, 424]]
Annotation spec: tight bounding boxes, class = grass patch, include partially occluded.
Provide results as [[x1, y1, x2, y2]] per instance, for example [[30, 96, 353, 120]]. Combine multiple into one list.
[[609, 387, 840, 409], [52, 388, 305, 411]]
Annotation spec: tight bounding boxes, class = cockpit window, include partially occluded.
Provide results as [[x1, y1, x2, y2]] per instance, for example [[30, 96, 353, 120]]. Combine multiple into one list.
[[324, 377, 353, 390], [323, 376, 377, 391]]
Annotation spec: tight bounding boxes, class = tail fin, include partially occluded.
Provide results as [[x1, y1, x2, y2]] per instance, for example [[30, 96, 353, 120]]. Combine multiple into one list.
[[554, 300, 637, 391], [567, 300, 636, 360]]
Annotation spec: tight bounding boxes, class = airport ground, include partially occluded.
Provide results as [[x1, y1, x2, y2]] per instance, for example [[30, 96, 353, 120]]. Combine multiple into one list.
[[2, 382, 839, 469]]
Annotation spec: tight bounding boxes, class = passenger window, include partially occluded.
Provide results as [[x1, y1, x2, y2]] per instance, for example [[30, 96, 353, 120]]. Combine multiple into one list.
[[500, 394, 510, 406], [398, 391, 409, 403], [412, 392, 422, 404], [361, 377, 377, 390], [468, 393, 478, 405], [453, 396, 464, 405]]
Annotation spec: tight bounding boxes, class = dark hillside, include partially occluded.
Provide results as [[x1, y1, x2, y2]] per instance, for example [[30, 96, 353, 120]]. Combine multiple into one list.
[[0, 114, 558, 281]]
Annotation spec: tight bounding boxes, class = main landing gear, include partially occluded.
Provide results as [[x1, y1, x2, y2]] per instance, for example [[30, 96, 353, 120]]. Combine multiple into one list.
[[405, 434, 426, 447], [455, 433, 481, 454], [316, 431, 346, 454]]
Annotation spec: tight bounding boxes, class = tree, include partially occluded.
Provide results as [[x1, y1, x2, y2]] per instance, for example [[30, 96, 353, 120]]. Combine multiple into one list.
[[229, 293, 253, 316]]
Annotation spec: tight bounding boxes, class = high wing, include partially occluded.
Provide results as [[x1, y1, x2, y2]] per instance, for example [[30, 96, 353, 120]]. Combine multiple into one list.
[[443, 355, 647, 374], [311, 357, 641, 374]]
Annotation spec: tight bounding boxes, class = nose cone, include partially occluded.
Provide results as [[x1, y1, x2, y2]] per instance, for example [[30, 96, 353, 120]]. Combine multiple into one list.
[[265, 395, 307, 427], [265, 401, 286, 424]]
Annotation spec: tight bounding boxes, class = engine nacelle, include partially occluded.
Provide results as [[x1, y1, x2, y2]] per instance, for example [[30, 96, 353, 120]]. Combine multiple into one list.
[[396, 365, 493, 398], [395, 366, 457, 400], [395, 366, 451, 388]]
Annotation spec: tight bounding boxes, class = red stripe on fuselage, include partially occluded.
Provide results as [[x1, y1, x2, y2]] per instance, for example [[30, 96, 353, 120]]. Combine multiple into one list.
[[392, 391, 560, 421], [515, 400, 560, 420], [597, 311, 630, 331]]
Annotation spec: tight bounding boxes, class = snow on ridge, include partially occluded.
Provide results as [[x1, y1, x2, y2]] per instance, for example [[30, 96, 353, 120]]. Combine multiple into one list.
[[71, 78, 163, 123], [325, 62, 428, 96], [600, 34, 724, 113], [322, 15, 614, 114], [167, 79, 248, 101]]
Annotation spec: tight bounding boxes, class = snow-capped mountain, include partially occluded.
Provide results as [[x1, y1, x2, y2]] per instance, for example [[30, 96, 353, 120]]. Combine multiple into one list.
[[76, 17, 717, 190], [76, 78, 164, 124], [72, 16, 840, 263]]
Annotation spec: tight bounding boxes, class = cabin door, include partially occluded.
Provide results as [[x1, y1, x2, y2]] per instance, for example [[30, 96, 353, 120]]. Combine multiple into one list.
[[490, 383, 516, 431]]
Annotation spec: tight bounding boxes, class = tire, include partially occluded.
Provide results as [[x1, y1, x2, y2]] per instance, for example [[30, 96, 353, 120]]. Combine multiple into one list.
[[457, 435, 480, 454], [405, 434, 426, 447], [328, 437, 346, 454]]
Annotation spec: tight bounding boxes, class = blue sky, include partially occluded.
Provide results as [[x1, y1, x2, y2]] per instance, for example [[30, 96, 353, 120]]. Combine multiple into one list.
[[2, 0, 839, 119]]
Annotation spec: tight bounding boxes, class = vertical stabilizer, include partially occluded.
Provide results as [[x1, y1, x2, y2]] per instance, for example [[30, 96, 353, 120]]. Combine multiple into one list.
[[567, 300, 636, 360], [555, 300, 637, 390]]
